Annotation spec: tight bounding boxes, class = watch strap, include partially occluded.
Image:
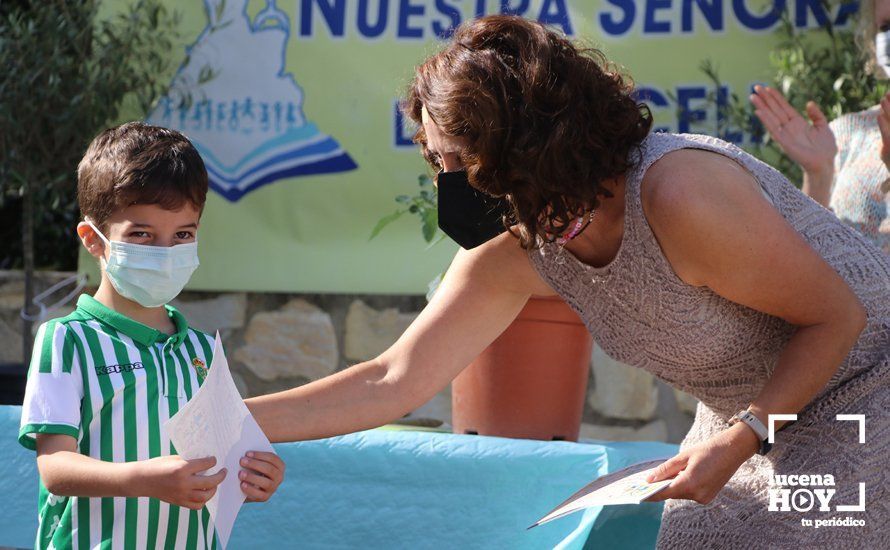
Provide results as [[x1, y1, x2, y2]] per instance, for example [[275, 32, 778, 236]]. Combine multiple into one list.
[[730, 409, 772, 455]]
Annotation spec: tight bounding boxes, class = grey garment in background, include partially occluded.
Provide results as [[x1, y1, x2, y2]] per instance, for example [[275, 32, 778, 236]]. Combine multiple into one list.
[[829, 106, 890, 255]]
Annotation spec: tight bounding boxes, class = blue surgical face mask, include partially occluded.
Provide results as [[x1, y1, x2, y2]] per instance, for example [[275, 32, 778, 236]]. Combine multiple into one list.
[[876, 29, 890, 77], [86, 220, 200, 308]]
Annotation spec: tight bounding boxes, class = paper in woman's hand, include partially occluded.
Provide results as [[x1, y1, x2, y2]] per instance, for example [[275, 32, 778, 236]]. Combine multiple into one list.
[[165, 333, 275, 549], [528, 457, 674, 529]]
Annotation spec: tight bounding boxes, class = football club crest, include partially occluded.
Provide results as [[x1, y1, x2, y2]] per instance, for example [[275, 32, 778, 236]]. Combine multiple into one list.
[[192, 357, 208, 380]]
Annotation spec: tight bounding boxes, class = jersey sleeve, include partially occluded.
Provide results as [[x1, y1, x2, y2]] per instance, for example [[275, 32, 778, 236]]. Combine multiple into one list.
[[19, 321, 84, 450]]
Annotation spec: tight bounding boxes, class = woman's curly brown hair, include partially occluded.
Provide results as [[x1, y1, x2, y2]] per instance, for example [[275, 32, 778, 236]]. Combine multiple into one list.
[[404, 15, 653, 248]]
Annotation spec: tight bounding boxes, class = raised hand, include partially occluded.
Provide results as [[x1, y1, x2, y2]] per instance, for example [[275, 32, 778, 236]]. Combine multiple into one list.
[[750, 85, 837, 176]]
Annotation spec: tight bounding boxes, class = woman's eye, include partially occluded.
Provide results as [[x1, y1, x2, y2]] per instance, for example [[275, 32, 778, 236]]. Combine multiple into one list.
[[176, 231, 194, 240]]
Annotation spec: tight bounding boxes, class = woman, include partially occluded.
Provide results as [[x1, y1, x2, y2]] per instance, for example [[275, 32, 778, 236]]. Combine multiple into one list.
[[246, 16, 890, 548], [751, 0, 890, 254]]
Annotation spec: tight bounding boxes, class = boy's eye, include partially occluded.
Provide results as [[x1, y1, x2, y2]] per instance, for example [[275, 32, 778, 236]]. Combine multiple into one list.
[[129, 231, 150, 238], [175, 231, 194, 240]]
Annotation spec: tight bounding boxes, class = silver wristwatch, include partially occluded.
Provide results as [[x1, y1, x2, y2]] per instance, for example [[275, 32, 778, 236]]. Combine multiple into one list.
[[728, 409, 772, 455]]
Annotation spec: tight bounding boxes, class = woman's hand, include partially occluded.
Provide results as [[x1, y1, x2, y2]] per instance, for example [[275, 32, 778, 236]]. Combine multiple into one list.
[[750, 85, 837, 206], [750, 85, 837, 175], [240, 451, 285, 502], [645, 422, 759, 504]]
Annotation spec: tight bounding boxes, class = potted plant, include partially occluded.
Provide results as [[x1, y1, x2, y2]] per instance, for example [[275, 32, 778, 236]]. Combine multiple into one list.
[[373, 176, 592, 441]]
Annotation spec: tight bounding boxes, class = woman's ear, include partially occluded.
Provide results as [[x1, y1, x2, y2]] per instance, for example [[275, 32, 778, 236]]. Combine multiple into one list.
[[76, 222, 105, 260]]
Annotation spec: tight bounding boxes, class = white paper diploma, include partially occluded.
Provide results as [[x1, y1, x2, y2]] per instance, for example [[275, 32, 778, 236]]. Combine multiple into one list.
[[165, 333, 276, 548], [529, 457, 674, 529]]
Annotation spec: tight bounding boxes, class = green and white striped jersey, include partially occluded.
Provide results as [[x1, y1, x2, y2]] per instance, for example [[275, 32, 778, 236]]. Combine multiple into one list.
[[20, 294, 219, 550]]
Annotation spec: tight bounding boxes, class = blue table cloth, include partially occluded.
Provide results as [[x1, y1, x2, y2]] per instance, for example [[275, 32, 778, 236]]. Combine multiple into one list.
[[0, 405, 676, 549]]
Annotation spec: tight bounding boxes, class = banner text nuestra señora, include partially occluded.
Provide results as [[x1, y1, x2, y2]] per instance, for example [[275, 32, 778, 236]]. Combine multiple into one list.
[[297, 0, 859, 40]]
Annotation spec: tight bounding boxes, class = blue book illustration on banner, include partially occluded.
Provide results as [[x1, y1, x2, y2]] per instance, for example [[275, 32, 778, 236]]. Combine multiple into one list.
[[147, 0, 357, 202]]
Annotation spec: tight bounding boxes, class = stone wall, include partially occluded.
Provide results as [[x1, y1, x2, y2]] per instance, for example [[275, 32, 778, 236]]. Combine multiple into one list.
[[0, 270, 697, 443]]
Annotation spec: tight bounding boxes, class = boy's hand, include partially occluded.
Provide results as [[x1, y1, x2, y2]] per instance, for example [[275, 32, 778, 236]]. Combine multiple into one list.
[[239, 451, 285, 502], [136, 456, 226, 510]]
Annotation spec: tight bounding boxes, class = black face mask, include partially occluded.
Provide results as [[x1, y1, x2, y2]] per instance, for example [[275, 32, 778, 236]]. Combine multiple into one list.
[[437, 170, 512, 249]]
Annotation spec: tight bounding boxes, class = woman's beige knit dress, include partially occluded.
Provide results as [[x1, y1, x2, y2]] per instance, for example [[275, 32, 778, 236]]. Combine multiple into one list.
[[528, 132, 890, 548]]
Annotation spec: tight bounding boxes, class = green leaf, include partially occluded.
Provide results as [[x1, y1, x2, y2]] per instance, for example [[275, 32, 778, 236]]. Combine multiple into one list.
[[369, 210, 404, 240], [421, 209, 438, 243], [425, 232, 447, 250]]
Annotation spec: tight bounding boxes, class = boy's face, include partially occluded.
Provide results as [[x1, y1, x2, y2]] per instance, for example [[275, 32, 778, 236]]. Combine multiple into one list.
[[77, 203, 201, 261]]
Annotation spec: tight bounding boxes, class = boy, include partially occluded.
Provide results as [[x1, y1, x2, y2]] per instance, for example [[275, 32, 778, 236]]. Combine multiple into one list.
[[19, 122, 285, 549]]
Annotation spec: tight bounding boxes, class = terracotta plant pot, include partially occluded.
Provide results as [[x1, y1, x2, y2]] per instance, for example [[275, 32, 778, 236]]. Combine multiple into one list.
[[451, 295, 593, 441]]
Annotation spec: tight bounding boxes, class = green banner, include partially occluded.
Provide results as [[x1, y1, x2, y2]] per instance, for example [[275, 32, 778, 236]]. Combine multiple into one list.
[[80, 0, 857, 293]]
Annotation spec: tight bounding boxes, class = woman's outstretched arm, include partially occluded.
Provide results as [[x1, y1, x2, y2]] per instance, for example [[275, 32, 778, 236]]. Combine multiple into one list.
[[245, 233, 553, 442]]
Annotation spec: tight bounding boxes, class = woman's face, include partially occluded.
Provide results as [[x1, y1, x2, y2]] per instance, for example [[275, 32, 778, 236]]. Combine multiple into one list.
[[421, 105, 468, 174]]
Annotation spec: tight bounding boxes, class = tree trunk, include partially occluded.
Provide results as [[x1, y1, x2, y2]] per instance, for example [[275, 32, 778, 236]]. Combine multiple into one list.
[[22, 183, 34, 367]]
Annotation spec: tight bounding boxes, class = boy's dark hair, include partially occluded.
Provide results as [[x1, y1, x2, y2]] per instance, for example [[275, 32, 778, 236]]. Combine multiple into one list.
[[77, 122, 208, 230]]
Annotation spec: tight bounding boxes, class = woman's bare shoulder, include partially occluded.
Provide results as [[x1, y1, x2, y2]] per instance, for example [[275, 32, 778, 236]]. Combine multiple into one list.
[[638, 147, 769, 286], [640, 147, 756, 210]]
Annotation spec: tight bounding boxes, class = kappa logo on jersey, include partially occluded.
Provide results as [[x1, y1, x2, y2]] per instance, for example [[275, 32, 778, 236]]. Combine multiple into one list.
[[94, 362, 145, 376]]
